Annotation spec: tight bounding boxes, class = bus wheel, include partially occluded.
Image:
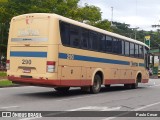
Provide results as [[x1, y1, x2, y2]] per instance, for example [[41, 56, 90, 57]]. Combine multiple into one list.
[[54, 87, 70, 92], [90, 74, 101, 94], [131, 80, 138, 89]]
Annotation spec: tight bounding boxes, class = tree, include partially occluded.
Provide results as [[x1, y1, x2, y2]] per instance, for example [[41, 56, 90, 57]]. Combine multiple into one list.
[[0, 0, 102, 58], [94, 19, 112, 31], [111, 22, 133, 38], [76, 4, 101, 24], [0, 0, 9, 63], [1, 0, 157, 58]]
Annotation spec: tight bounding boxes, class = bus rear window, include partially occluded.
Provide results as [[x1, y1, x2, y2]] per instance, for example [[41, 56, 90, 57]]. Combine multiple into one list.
[[10, 16, 49, 42]]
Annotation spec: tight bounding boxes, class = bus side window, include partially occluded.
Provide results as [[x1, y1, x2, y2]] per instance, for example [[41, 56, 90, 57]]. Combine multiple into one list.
[[112, 38, 118, 54], [81, 29, 89, 49], [121, 40, 125, 55], [60, 22, 70, 46], [125, 41, 130, 56], [99, 34, 106, 52], [139, 45, 144, 58], [106, 36, 113, 53], [89, 31, 99, 51], [113, 38, 122, 54], [135, 44, 139, 58], [130, 42, 135, 57], [70, 25, 81, 48]]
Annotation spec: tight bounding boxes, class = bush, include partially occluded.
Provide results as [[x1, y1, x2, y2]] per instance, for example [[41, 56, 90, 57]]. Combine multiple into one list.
[[0, 72, 7, 77]]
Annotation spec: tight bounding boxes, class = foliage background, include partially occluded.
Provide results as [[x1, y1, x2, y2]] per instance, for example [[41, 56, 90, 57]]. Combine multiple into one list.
[[0, 0, 159, 63]]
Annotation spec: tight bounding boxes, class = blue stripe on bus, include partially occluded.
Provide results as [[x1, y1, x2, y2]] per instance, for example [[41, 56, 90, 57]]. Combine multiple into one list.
[[59, 53, 130, 65], [10, 51, 47, 58], [139, 63, 145, 67]]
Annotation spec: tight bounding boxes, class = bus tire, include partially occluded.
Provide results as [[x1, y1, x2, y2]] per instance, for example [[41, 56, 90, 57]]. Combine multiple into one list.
[[90, 74, 101, 94], [131, 80, 138, 89], [54, 87, 70, 92]]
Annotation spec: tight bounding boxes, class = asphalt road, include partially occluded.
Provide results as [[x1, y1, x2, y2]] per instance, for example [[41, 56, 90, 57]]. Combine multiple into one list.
[[0, 79, 160, 120]]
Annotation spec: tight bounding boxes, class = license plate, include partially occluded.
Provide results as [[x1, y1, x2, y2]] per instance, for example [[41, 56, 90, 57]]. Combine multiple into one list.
[[23, 69, 31, 73]]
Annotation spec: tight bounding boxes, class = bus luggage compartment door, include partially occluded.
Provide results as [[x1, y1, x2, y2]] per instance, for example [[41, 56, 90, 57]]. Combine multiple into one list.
[[60, 66, 81, 86]]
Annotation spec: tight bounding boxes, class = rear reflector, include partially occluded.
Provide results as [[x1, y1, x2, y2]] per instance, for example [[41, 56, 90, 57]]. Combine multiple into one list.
[[47, 61, 55, 73], [6, 60, 10, 70]]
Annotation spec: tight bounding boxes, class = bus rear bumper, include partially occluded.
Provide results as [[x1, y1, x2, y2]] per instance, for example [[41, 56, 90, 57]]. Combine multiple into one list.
[[8, 76, 92, 87], [8, 76, 60, 87]]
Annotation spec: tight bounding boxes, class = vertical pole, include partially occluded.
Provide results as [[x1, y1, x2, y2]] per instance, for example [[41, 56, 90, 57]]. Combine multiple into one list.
[[111, 7, 113, 26], [135, 29, 137, 40]]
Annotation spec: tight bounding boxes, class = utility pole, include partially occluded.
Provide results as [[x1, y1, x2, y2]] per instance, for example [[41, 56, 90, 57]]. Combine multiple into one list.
[[111, 6, 113, 26], [130, 27, 139, 39]]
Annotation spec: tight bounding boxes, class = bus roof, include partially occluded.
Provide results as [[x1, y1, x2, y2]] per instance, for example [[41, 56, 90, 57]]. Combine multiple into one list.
[[13, 13, 149, 48]]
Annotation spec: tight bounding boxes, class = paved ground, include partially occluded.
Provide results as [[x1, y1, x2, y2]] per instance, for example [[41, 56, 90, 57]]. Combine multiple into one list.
[[0, 79, 160, 120]]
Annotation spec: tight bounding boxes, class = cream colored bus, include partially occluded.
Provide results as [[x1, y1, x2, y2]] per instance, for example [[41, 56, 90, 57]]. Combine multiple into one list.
[[7, 13, 150, 93]]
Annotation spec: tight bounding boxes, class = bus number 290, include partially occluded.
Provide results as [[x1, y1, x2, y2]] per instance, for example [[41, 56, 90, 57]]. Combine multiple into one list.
[[22, 59, 32, 65], [67, 54, 74, 60]]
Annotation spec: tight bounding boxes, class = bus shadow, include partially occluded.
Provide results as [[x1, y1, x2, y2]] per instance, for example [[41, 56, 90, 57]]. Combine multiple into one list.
[[101, 86, 145, 92], [17, 86, 146, 99]]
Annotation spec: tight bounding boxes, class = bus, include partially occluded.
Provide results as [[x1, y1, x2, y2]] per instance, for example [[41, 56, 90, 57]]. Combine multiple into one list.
[[7, 13, 150, 93]]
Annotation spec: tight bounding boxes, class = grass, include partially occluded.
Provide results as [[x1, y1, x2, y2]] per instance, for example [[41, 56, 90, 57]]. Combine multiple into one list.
[[0, 80, 14, 87], [0, 72, 7, 77], [0, 72, 16, 87]]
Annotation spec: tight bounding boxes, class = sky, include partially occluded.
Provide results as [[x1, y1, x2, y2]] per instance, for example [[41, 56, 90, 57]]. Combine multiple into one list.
[[79, 0, 160, 31]]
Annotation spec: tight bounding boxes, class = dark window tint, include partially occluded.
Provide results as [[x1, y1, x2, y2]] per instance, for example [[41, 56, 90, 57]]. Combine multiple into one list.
[[135, 44, 139, 57], [60, 22, 70, 45], [99, 34, 106, 52], [81, 29, 89, 49], [122, 40, 125, 55], [112, 38, 119, 54], [70, 25, 81, 48], [130, 43, 135, 57], [106, 36, 113, 52], [139, 45, 144, 58], [125, 41, 130, 56], [117, 39, 123, 54], [60, 21, 145, 59], [89, 31, 99, 50]]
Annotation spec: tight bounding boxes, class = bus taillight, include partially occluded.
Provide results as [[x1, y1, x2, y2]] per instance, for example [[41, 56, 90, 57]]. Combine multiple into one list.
[[6, 60, 10, 70], [47, 61, 55, 73]]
